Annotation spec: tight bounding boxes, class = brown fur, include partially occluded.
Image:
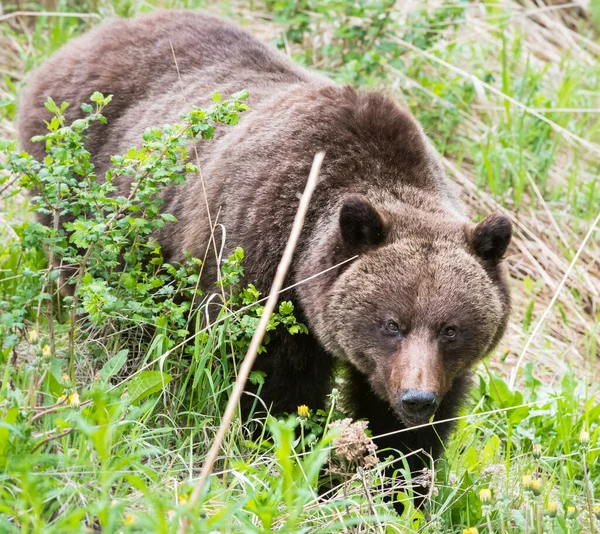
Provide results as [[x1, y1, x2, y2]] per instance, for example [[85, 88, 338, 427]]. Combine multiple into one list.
[[18, 10, 511, 509]]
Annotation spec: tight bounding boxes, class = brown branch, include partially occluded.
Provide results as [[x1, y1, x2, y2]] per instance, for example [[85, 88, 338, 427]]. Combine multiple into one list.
[[31, 428, 73, 453], [31, 396, 68, 422], [177, 151, 324, 533], [0, 11, 101, 23]]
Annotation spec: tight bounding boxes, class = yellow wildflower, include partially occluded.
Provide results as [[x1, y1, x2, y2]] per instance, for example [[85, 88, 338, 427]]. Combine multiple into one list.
[[579, 430, 590, 445], [68, 391, 80, 408], [297, 405, 309, 418], [479, 488, 492, 504]]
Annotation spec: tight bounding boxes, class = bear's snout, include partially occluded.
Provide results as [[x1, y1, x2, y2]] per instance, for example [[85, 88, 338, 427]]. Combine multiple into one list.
[[398, 389, 441, 424]]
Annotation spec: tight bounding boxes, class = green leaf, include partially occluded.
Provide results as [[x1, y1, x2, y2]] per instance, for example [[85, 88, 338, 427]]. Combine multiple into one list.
[[90, 92, 105, 104], [279, 301, 294, 316], [508, 391, 529, 424], [249, 370, 266, 386], [481, 435, 500, 463], [488, 375, 514, 408], [463, 447, 478, 473], [211, 91, 222, 102], [99, 349, 129, 382], [127, 371, 172, 404], [44, 97, 59, 114], [231, 90, 249, 100], [0, 407, 18, 463]]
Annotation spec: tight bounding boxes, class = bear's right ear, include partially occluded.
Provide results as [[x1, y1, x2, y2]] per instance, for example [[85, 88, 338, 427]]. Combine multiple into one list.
[[470, 213, 512, 264], [339, 195, 387, 253]]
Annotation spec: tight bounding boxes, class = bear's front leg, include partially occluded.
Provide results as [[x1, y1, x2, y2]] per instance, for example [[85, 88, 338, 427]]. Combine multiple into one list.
[[243, 329, 335, 418]]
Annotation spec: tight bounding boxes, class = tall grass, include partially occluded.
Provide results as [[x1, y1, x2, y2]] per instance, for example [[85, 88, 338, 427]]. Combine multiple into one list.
[[0, 0, 599, 532]]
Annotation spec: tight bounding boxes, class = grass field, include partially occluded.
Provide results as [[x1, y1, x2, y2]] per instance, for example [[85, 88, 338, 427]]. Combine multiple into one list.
[[1, 0, 600, 532]]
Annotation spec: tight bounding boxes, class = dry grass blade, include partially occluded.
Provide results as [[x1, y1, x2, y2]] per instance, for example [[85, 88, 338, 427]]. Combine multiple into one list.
[[509, 209, 600, 388], [0, 11, 101, 22], [177, 151, 325, 532]]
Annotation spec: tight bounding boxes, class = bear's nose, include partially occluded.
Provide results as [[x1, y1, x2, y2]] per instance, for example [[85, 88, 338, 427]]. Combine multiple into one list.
[[400, 389, 440, 420]]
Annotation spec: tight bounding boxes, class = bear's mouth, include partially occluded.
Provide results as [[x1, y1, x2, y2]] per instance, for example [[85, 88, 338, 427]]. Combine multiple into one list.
[[394, 407, 436, 428]]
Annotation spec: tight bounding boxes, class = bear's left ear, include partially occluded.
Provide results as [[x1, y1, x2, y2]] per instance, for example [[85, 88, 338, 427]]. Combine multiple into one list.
[[470, 213, 512, 263], [339, 194, 388, 252]]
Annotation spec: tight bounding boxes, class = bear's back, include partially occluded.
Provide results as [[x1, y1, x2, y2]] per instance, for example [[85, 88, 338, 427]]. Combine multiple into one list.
[[17, 10, 312, 165]]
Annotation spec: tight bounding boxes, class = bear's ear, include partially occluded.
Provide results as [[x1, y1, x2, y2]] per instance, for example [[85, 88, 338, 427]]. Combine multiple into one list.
[[339, 195, 387, 252], [470, 213, 512, 263]]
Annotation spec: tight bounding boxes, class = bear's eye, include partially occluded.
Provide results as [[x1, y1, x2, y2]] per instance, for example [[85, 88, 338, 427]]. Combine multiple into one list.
[[385, 320, 401, 334], [440, 326, 458, 341]]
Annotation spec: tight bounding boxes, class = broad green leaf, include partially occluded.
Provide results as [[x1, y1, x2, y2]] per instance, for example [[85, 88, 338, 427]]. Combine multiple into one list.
[[488, 375, 513, 408], [0, 407, 18, 463], [127, 371, 172, 404], [481, 435, 500, 464], [99, 349, 129, 382]]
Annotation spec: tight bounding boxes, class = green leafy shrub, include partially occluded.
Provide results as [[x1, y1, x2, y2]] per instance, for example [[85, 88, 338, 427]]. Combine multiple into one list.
[[0, 91, 330, 530]]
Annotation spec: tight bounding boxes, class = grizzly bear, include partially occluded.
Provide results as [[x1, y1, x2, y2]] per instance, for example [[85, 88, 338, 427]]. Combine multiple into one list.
[[18, 10, 511, 508]]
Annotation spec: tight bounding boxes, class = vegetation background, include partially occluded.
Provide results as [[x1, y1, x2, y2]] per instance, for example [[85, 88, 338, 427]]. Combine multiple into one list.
[[1, 0, 600, 532]]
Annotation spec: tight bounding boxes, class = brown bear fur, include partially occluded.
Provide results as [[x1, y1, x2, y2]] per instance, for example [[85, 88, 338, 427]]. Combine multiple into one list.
[[18, 10, 511, 508]]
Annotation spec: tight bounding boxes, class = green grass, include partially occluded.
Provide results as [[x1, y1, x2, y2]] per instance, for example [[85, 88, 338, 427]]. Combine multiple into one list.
[[1, 0, 600, 532]]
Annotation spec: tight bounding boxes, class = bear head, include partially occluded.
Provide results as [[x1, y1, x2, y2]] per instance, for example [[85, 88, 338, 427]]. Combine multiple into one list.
[[301, 195, 511, 428]]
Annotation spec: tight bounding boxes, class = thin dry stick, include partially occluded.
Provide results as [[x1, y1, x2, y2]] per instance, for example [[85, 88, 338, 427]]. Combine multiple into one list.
[[178, 151, 325, 532], [0, 11, 101, 22], [30, 427, 73, 453]]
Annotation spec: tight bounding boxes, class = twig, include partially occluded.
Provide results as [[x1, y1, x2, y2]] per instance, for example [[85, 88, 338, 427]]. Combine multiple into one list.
[[358, 468, 383, 534], [177, 151, 324, 533], [31, 395, 68, 422], [31, 428, 73, 453], [0, 174, 20, 196], [168, 39, 229, 305], [47, 201, 60, 358], [0, 11, 101, 23]]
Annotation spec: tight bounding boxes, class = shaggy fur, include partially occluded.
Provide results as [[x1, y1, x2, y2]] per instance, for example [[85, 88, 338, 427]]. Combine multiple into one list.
[[18, 10, 511, 508]]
